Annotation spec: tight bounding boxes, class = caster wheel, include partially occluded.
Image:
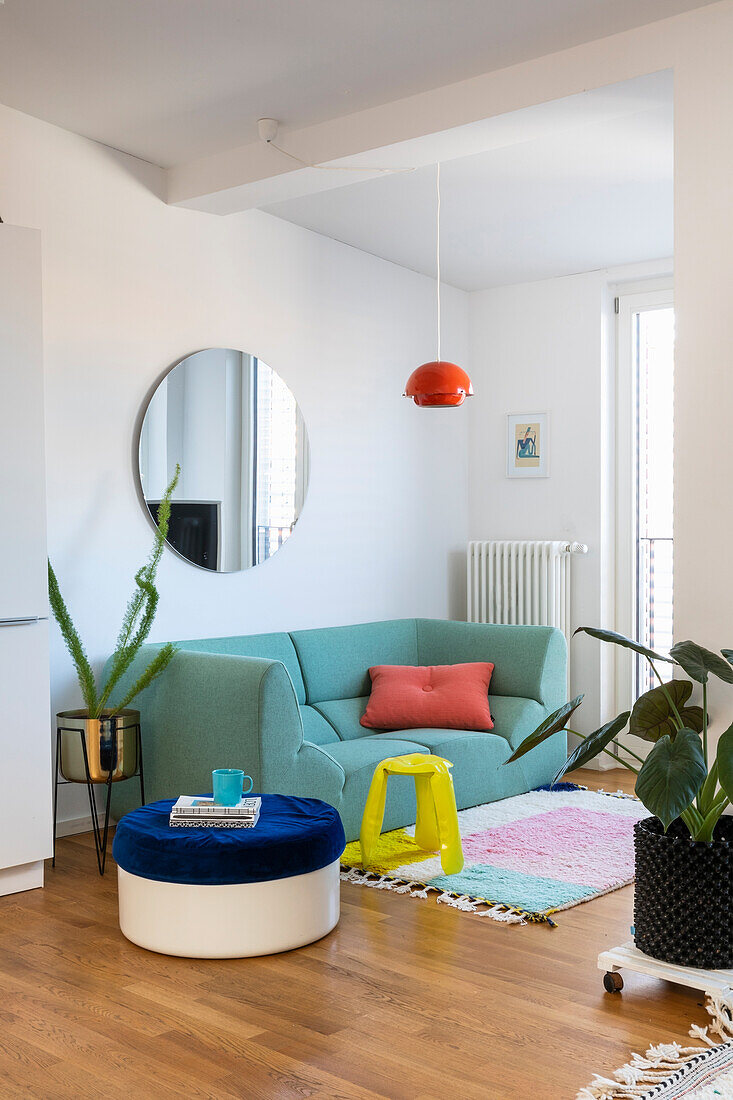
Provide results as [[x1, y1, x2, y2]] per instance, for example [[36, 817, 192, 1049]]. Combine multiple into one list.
[[603, 971, 624, 993]]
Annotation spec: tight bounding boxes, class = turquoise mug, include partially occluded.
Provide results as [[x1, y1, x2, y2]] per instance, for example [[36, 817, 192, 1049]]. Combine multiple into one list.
[[212, 768, 253, 806]]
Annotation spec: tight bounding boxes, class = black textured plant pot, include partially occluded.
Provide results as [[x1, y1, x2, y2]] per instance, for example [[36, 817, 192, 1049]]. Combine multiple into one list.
[[634, 815, 733, 969]]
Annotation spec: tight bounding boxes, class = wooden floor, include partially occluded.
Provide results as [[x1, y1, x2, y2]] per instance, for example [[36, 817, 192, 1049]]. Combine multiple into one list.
[[0, 770, 709, 1099]]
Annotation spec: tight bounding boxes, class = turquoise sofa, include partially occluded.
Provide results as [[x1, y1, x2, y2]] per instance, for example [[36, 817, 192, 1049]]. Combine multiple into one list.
[[110, 618, 567, 841]]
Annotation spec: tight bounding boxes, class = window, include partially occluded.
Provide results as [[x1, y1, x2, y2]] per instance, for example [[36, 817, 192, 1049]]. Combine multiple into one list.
[[616, 285, 674, 709], [635, 306, 674, 693], [254, 360, 305, 565]]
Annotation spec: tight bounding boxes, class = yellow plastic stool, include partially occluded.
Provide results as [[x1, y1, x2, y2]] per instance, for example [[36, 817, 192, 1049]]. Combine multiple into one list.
[[360, 753, 464, 875]]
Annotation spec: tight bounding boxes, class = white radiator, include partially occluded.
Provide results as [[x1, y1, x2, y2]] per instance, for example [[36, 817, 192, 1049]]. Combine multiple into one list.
[[467, 540, 587, 648]]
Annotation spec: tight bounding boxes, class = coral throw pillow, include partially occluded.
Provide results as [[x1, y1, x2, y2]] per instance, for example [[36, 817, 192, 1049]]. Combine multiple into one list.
[[360, 663, 494, 732]]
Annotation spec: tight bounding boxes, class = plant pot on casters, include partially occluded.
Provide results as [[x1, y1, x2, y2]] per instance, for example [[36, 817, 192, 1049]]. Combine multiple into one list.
[[502, 627, 733, 980], [49, 465, 181, 875], [634, 815, 733, 968]]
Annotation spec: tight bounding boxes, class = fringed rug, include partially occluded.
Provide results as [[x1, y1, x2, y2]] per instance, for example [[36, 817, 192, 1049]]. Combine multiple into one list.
[[341, 783, 647, 925], [578, 993, 733, 1099]]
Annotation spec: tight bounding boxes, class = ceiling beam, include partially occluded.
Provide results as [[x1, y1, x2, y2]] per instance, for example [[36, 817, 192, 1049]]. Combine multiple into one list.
[[166, 9, 683, 215]]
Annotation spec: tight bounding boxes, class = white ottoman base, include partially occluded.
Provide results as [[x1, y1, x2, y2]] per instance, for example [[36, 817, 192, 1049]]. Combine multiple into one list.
[[117, 859, 340, 958]]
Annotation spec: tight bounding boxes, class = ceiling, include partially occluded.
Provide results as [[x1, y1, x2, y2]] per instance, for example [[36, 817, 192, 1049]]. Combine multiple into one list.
[[264, 75, 673, 291], [0, 0, 713, 167]]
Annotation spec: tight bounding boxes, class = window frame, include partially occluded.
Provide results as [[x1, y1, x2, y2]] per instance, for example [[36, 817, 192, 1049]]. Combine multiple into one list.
[[614, 280, 674, 716]]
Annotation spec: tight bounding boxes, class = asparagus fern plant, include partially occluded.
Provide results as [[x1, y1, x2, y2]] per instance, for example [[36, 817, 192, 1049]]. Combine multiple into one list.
[[48, 466, 180, 719], [504, 627, 733, 842]]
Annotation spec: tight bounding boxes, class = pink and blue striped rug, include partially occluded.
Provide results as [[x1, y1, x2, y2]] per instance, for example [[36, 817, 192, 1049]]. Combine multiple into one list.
[[341, 784, 647, 924]]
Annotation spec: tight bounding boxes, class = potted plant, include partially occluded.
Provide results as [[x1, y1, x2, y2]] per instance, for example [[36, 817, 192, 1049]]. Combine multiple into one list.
[[50, 467, 180, 786], [505, 627, 733, 968]]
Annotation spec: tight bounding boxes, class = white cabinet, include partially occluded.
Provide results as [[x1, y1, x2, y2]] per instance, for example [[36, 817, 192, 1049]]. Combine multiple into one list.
[[0, 621, 52, 874], [0, 226, 47, 618], [0, 225, 52, 894]]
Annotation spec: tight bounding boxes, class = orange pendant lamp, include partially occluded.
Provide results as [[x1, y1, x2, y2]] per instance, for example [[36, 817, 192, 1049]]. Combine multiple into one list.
[[404, 163, 473, 408]]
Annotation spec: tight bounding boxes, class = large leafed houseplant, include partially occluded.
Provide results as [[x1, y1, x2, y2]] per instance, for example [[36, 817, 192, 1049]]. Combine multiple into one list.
[[505, 627, 733, 968], [49, 467, 180, 785]]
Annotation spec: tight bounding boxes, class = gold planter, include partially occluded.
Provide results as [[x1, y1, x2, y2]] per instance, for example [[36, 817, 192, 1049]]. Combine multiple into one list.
[[57, 709, 140, 783]]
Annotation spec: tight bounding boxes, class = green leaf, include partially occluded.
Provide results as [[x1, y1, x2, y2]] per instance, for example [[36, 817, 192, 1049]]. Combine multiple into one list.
[[681, 803, 705, 838], [97, 464, 180, 713], [717, 721, 733, 804], [574, 626, 674, 664], [48, 560, 98, 714], [669, 640, 733, 685], [635, 729, 707, 830], [552, 712, 630, 783], [114, 643, 178, 714], [629, 680, 703, 742], [699, 758, 720, 817], [48, 465, 180, 721], [694, 796, 730, 842], [503, 695, 584, 765], [679, 706, 705, 733]]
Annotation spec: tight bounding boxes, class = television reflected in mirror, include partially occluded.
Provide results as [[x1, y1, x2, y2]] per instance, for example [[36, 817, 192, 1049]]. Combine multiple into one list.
[[138, 349, 310, 572]]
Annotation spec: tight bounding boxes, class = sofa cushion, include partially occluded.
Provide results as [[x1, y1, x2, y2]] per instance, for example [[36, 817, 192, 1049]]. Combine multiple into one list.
[[314, 692, 537, 746], [384, 727, 526, 810], [301, 705, 341, 746], [290, 619, 418, 703], [415, 619, 565, 707], [487, 695, 567, 791], [321, 736, 429, 775], [488, 695, 547, 749], [312, 697, 369, 741], [320, 736, 429, 839], [176, 632, 307, 704], [361, 662, 494, 731]]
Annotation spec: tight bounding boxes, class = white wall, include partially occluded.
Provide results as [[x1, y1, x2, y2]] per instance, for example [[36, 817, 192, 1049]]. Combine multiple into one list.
[[468, 271, 614, 737], [457, 0, 733, 754], [468, 262, 680, 747], [0, 103, 470, 826], [672, 10, 733, 738]]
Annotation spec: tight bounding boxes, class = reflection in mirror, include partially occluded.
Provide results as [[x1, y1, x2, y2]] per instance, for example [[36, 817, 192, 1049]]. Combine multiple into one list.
[[138, 349, 309, 572]]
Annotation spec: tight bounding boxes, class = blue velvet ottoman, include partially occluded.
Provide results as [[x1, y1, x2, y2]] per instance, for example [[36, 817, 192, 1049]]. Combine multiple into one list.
[[112, 794, 345, 958]]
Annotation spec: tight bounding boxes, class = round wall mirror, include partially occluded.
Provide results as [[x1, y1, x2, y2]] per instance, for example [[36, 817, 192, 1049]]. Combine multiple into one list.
[[138, 349, 310, 571]]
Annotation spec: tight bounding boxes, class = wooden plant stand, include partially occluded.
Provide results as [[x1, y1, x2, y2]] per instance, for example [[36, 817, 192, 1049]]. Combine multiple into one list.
[[599, 940, 733, 1001]]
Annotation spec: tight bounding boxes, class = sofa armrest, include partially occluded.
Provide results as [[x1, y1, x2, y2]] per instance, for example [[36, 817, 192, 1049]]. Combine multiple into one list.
[[108, 646, 344, 818], [415, 619, 567, 711], [256, 657, 345, 804]]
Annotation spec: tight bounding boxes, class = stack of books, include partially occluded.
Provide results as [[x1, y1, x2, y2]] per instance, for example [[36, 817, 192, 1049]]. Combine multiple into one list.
[[169, 795, 261, 828]]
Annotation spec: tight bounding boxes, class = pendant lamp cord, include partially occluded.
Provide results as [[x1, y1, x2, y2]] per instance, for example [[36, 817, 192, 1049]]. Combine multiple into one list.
[[436, 161, 441, 363]]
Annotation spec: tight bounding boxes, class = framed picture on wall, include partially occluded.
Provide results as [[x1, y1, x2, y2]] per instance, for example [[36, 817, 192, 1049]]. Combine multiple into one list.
[[506, 413, 549, 478]]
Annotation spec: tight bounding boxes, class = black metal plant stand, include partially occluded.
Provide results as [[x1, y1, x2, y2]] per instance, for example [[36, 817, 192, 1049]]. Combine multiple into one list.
[[52, 721, 145, 876]]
